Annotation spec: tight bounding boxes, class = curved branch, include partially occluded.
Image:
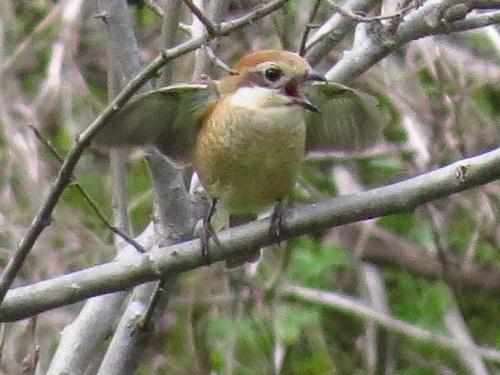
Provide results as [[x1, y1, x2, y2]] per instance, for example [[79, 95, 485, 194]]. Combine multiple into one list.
[[0, 0, 292, 306], [279, 284, 500, 363], [325, 0, 500, 83], [2, 145, 500, 322]]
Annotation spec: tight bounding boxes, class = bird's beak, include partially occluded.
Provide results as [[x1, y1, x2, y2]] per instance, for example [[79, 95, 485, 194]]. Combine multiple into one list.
[[303, 69, 327, 83], [294, 95, 321, 113], [289, 69, 326, 113]]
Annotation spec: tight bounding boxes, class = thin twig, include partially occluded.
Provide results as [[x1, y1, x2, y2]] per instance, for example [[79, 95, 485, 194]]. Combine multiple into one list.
[[29, 126, 146, 253], [305, 143, 415, 162], [325, 0, 421, 22], [21, 317, 39, 375], [0, 4, 63, 76], [0, 0, 293, 307], [144, 0, 164, 17], [204, 44, 237, 74], [426, 205, 464, 309], [217, 0, 291, 36], [137, 280, 165, 332], [280, 284, 500, 363], [299, 0, 322, 56], [182, 0, 218, 36]]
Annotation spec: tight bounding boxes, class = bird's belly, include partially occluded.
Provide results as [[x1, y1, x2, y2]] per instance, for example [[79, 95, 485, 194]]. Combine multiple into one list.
[[194, 106, 306, 215]]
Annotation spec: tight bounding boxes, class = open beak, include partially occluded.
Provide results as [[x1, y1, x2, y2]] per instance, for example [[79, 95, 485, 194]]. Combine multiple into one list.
[[303, 69, 327, 84], [291, 69, 326, 113], [293, 96, 321, 113], [285, 69, 326, 112]]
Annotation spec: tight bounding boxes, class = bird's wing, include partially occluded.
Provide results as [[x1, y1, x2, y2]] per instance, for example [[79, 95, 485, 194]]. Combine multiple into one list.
[[304, 82, 384, 152], [95, 83, 219, 164]]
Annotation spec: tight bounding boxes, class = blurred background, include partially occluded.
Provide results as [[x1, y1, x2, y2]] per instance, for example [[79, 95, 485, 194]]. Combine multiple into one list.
[[1, 0, 500, 374]]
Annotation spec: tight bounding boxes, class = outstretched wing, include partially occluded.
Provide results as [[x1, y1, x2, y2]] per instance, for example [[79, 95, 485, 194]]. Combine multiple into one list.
[[95, 84, 219, 164], [304, 82, 384, 152]]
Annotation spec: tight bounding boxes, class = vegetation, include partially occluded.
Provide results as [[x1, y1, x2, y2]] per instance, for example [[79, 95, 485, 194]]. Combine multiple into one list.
[[1, 0, 500, 374]]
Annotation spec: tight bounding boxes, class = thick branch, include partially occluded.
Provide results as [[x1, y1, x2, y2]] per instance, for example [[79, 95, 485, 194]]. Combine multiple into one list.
[[327, 0, 500, 83], [2, 146, 500, 322], [0, 0, 291, 306], [305, 0, 380, 66]]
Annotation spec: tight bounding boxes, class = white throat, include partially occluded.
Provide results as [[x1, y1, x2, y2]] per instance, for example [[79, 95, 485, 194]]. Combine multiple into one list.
[[228, 86, 293, 110]]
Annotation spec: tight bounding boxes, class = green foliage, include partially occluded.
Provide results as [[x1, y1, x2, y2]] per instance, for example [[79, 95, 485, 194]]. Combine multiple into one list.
[[202, 306, 333, 375], [126, 158, 154, 230], [474, 84, 500, 117], [378, 214, 416, 237], [3, 1, 500, 374], [289, 238, 349, 289], [389, 274, 452, 332]]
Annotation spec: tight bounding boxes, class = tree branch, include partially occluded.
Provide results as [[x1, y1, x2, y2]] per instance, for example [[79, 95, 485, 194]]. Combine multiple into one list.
[[0, 0, 292, 306], [326, 0, 500, 83], [305, 0, 381, 66], [279, 284, 500, 363], [182, 0, 218, 37], [2, 145, 500, 322]]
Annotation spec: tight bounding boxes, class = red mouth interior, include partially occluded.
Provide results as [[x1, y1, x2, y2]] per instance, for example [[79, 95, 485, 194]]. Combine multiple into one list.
[[285, 83, 300, 98]]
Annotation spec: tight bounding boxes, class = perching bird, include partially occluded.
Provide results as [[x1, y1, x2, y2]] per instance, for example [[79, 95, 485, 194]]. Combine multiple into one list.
[[95, 50, 382, 266]]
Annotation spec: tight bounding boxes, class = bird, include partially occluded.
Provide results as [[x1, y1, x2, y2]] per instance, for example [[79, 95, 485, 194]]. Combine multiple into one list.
[[95, 50, 383, 267]]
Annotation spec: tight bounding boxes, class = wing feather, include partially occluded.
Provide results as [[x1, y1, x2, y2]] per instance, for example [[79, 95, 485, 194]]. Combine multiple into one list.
[[95, 84, 219, 164], [305, 82, 384, 152]]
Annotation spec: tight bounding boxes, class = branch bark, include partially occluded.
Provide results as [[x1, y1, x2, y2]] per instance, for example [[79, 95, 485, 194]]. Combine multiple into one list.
[[2, 145, 500, 322], [0, 0, 291, 306], [326, 0, 500, 83]]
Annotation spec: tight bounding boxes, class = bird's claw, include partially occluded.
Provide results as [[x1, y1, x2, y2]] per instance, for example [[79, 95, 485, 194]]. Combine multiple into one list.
[[201, 198, 220, 265], [201, 220, 221, 265], [269, 201, 285, 244]]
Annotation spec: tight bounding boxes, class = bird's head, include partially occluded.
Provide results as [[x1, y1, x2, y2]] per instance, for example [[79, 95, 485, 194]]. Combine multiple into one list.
[[219, 50, 326, 112]]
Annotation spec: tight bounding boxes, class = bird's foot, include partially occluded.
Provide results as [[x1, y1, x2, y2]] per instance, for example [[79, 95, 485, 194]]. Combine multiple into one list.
[[269, 200, 285, 244], [201, 198, 220, 265], [201, 221, 221, 265]]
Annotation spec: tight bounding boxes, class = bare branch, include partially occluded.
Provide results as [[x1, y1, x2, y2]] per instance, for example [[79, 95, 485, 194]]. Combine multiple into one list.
[[3, 145, 500, 321], [444, 309, 489, 373], [182, 0, 218, 37], [29, 126, 146, 253], [0, 0, 291, 307], [144, 0, 164, 17], [325, 0, 421, 23], [299, 0, 321, 56], [305, 0, 381, 66], [279, 284, 500, 363], [47, 225, 157, 374], [447, 10, 500, 32], [205, 44, 237, 74], [326, 1, 500, 83]]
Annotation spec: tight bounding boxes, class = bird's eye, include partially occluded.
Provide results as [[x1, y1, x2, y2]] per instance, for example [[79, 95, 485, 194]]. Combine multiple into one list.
[[264, 67, 283, 82]]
